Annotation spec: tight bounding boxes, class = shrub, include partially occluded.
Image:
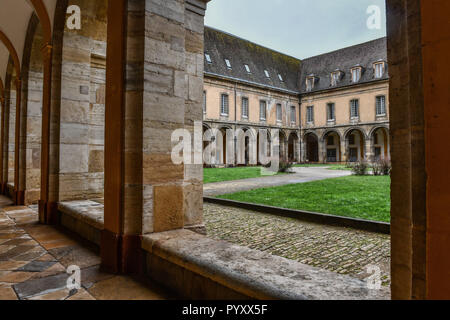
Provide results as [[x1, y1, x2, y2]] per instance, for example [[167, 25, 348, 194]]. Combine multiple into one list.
[[372, 161, 383, 176], [379, 158, 392, 176], [351, 160, 369, 176], [278, 159, 294, 173]]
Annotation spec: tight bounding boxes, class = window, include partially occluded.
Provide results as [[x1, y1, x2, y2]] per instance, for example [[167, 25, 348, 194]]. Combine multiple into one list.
[[205, 53, 212, 64], [203, 91, 206, 114], [327, 103, 335, 121], [278, 74, 284, 82], [327, 136, 335, 146], [260, 101, 267, 120], [374, 62, 385, 78], [290, 106, 296, 123], [351, 67, 362, 83], [264, 70, 270, 78], [306, 77, 314, 92], [244, 64, 251, 73], [376, 95, 386, 116], [242, 97, 249, 118], [221, 94, 229, 116], [276, 104, 282, 122], [349, 134, 355, 145], [306, 106, 314, 123], [225, 59, 232, 69], [331, 72, 340, 86], [350, 99, 359, 119]]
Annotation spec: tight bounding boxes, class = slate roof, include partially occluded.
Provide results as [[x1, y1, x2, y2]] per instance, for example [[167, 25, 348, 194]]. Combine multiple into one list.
[[204, 27, 388, 95], [204, 27, 301, 94], [299, 37, 388, 94]]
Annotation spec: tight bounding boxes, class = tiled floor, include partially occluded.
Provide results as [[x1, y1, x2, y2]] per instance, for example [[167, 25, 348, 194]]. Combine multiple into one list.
[[0, 196, 171, 300]]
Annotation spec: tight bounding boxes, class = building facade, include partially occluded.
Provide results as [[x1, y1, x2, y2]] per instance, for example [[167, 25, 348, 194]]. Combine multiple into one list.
[[203, 27, 390, 164]]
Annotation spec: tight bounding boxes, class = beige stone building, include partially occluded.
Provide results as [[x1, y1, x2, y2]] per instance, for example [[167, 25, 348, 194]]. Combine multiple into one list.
[[203, 28, 389, 164]]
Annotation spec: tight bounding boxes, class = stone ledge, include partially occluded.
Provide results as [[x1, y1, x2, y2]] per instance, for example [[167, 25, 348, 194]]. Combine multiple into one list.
[[58, 200, 104, 230], [142, 229, 389, 300]]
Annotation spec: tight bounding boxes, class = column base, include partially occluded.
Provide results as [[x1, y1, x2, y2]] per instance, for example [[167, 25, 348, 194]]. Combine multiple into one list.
[[38, 200, 59, 225], [100, 230, 143, 275]]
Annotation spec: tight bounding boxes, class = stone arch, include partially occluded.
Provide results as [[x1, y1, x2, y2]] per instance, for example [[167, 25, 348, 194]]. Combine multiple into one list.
[[304, 131, 319, 163], [370, 126, 390, 160], [322, 129, 342, 163], [345, 127, 366, 162], [54, 0, 109, 202], [19, 13, 44, 205]]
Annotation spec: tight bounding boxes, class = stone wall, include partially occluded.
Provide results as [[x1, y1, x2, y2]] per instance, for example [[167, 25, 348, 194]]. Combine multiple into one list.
[[58, 0, 107, 202]]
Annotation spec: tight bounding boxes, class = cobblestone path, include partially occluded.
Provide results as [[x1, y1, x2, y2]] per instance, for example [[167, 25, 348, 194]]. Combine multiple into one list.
[[204, 203, 391, 288]]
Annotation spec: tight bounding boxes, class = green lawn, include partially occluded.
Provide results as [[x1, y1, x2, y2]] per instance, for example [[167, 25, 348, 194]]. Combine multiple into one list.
[[204, 167, 286, 184], [217, 176, 391, 222]]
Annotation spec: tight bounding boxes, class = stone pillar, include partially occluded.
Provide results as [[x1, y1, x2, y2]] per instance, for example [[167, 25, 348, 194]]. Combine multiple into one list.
[[318, 137, 325, 163], [39, 43, 53, 223], [0, 92, 4, 192], [14, 78, 23, 205], [340, 138, 347, 163], [365, 137, 373, 162], [101, 0, 210, 274]]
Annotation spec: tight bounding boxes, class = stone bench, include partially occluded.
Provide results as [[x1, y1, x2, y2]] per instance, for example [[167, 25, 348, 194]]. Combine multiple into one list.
[[142, 229, 389, 300]]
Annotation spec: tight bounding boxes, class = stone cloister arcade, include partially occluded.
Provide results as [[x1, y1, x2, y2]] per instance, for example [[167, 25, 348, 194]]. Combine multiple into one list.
[[202, 122, 300, 166], [301, 125, 390, 164], [0, 0, 449, 300]]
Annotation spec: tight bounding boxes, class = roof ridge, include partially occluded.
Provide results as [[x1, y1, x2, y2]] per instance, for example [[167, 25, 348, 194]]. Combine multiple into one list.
[[204, 26, 301, 62], [302, 37, 387, 61]]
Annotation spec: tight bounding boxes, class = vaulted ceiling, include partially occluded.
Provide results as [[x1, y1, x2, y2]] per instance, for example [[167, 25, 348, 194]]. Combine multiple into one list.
[[0, 0, 57, 87]]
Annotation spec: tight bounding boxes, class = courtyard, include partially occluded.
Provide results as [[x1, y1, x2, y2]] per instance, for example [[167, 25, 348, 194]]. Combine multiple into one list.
[[203, 166, 391, 288]]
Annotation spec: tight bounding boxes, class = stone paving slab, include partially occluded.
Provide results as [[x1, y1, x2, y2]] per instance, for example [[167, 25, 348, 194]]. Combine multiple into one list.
[[204, 203, 391, 289], [204, 167, 352, 196], [0, 195, 172, 300]]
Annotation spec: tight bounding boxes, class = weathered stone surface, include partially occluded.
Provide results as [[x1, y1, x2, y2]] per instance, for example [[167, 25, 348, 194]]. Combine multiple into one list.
[[153, 185, 184, 232], [143, 229, 389, 300]]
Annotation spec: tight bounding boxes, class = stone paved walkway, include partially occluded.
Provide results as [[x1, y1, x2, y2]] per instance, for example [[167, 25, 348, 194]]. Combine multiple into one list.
[[204, 167, 352, 196], [0, 196, 171, 300], [204, 203, 391, 288]]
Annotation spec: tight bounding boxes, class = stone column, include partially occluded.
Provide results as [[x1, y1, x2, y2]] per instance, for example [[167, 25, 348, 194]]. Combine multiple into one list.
[[39, 43, 54, 223], [364, 137, 372, 162], [14, 78, 23, 204], [0, 93, 4, 192], [101, 0, 210, 274], [318, 137, 325, 163], [340, 138, 347, 163]]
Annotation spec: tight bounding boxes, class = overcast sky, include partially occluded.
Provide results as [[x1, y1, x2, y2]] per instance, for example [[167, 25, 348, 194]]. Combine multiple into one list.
[[205, 0, 386, 59]]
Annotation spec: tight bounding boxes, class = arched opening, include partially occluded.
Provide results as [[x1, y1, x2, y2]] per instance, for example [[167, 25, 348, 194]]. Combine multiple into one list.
[[345, 129, 365, 162], [323, 131, 341, 163], [57, 0, 108, 203], [371, 127, 390, 161], [305, 132, 319, 162], [20, 14, 44, 204]]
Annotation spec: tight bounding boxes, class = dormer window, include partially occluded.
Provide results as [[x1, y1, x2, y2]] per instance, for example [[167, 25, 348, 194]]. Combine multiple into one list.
[[244, 64, 251, 73], [351, 67, 362, 83], [278, 74, 284, 82], [205, 53, 212, 64], [306, 76, 315, 92], [264, 70, 270, 78], [374, 61, 385, 78], [331, 70, 343, 87], [225, 59, 232, 69]]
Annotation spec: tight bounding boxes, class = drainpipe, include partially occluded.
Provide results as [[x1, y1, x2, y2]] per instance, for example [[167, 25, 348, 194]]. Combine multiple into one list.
[[234, 82, 237, 166]]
